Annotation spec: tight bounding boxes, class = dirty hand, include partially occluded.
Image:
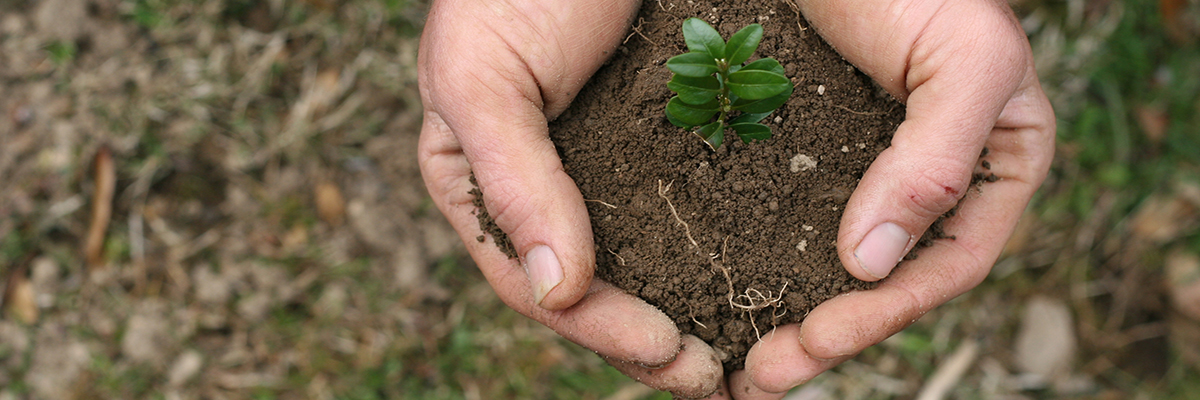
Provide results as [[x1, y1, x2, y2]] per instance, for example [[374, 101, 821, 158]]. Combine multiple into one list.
[[416, 1, 728, 398], [730, 0, 1057, 398]]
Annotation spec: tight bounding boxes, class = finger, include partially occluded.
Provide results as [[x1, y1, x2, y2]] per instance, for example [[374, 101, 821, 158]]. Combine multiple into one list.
[[834, 5, 1031, 281], [792, 0, 1032, 281], [732, 325, 847, 396], [791, 123, 1052, 365], [748, 77, 1053, 387], [418, 1, 638, 310], [418, 114, 684, 367], [727, 370, 784, 400], [605, 335, 725, 399], [420, 60, 593, 310]]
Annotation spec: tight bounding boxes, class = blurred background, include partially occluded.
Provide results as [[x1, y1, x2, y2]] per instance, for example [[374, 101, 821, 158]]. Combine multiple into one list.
[[0, 0, 1197, 398]]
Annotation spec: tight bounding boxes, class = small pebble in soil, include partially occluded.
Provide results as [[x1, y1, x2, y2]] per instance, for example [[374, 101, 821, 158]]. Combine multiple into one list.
[[818, 85, 826, 95], [790, 153, 817, 172], [796, 240, 807, 252], [841, 145, 850, 153]]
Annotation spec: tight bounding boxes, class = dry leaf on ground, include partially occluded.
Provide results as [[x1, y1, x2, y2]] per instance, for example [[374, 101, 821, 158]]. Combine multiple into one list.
[[1166, 248, 1200, 321], [84, 146, 115, 270], [1014, 296, 1076, 383]]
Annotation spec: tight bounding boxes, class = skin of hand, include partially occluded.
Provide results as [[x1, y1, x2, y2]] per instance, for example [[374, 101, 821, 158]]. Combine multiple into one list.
[[417, 0, 1054, 398], [417, 1, 726, 398], [725, 0, 1057, 398]]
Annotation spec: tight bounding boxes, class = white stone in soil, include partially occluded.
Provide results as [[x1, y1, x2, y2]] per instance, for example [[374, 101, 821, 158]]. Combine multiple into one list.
[[790, 154, 817, 173]]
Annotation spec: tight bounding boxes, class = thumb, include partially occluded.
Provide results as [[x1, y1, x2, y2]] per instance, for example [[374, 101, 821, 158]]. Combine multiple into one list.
[[417, 1, 638, 311], [834, 7, 1030, 282], [425, 72, 594, 311]]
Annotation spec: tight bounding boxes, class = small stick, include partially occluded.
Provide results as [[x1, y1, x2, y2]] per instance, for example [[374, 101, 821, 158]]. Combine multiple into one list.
[[85, 147, 116, 271]]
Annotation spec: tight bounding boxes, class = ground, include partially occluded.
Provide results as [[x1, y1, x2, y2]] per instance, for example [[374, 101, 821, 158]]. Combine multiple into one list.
[[0, 0, 1198, 399]]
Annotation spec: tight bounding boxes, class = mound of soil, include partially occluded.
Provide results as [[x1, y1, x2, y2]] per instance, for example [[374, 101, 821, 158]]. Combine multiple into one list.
[[476, 0, 929, 371]]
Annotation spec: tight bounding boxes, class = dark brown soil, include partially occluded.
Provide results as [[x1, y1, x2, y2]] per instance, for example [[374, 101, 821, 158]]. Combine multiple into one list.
[[477, 0, 910, 371]]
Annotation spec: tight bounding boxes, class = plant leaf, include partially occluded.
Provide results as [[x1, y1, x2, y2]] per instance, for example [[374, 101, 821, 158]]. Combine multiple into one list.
[[725, 24, 763, 66], [666, 109, 692, 128], [727, 70, 790, 100], [741, 57, 785, 75], [682, 18, 725, 59], [668, 75, 721, 105], [666, 96, 718, 126], [731, 85, 792, 113], [729, 122, 772, 143], [696, 121, 725, 149], [666, 52, 719, 77], [730, 112, 772, 124]]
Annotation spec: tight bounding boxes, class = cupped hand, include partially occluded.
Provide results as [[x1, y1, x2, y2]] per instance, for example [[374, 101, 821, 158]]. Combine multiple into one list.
[[731, 0, 1056, 398], [416, 1, 726, 398]]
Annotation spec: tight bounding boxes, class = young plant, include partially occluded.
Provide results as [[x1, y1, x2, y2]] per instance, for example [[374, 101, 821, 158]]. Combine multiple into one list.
[[665, 18, 793, 149]]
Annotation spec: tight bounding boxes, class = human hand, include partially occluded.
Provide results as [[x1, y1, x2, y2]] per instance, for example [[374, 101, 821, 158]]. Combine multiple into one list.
[[416, 1, 728, 397], [728, 0, 1056, 398]]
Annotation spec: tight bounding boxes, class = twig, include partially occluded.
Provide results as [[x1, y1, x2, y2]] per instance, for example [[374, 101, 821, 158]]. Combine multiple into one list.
[[915, 340, 980, 400], [85, 147, 116, 271]]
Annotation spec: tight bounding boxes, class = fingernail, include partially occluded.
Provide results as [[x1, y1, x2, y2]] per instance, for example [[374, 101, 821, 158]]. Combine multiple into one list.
[[853, 222, 912, 279], [525, 245, 564, 306]]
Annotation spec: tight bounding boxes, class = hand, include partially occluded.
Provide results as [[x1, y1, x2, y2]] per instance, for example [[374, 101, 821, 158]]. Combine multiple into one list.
[[730, 0, 1056, 398], [417, 1, 727, 398]]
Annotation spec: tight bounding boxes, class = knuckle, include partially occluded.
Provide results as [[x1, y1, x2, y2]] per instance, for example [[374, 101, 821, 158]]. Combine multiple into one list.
[[899, 165, 971, 219], [479, 177, 537, 238]]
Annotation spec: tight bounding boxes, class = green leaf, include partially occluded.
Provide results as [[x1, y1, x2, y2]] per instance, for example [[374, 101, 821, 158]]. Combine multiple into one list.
[[741, 57, 785, 75], [666, 96, 718, 126], [696, 121, 724, 149], [666, 109, 693, 128], [730, 112, 772, 124], [682, 18, 725, 59], [668, 75, 721, 105], [729, 122, 772, 143], [732, 85, 792, 113], [727, 70, 790, 100], [666, 52, 719, 77], [725, 24, 763, 66]]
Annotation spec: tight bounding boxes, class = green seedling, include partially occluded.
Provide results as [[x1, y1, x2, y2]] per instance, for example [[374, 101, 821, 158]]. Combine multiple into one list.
[[665, 18, 793, 149]]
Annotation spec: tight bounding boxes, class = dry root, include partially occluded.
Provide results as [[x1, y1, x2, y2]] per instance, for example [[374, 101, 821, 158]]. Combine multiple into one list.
[[656, 180, 789, 340]]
